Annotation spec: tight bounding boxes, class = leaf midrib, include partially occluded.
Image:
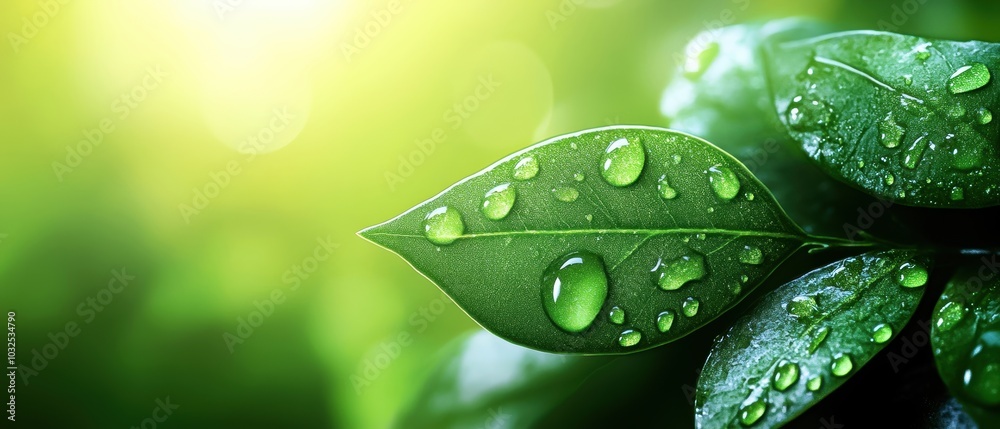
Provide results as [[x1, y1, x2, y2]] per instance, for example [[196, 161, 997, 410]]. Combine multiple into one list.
[[369, 228, 804, 241]]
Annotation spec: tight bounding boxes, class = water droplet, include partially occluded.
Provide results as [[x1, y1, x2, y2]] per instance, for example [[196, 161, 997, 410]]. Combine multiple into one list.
[[935, 301, 967, 331], [963, 331, 1000, 406], [423, 207, 464, 245], [696, 233, 706, 241], [831, 353, 853, 376], [739, 246, 763, 265], [553, 187, 579, 203], [656, 311, 675, 333], [738, 398, 766, 426], [618, 329, 641, 347], [976, 107, 993, 124], [807, 376, 823, 391], [745, 192, 755, 201], [601, 137, 645, 187], [682, 297, 700, 317], [585, 214, 594, 222], [609, 306, 625, 325], [903, 75, 913, 86], [872, 323, 893, 344], [513, 157, 539, 180], [684, 41, 720, 79], [879, 113, 905, 149], [948, 105, 967, 118], [657, 175, 678, 200], [773, 360, 800, 391], [708, 165, 741, 201], [482, 183, 516, 220], [951, 145, 983, 171], [897, 262, 928, 288], [573, 173, 585, 182], [948, 63, 991, 94], [902, 135, 929, 169], [541, 251, 609, 333], [671, 154, 682, 164], [884, 174, 895, 186], [915, 50, 931, 61], [740, 274, 749, 283], [858, 160, 865, 169], [569, 142, 578, 150], [786, 295, 819, 319], [730, 282, 742, 295], [652, 254, 706, 291], [808, 326, 830, 354], [786, 96, 833, 131], [951, 187, 965, 201]]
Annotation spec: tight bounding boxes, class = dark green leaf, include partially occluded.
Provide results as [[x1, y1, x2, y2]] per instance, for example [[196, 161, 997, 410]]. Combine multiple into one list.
[[931, 262, 1000, 427], [396, 330, 610, 429], [766, 30, 1000, 208], [361, 126, 809, 353], [696, 250, 929, 428]]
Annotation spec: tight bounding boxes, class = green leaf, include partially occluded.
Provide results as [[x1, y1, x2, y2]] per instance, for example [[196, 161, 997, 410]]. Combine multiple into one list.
[[696, 250, 929, 428], [931, 262, 1000, 427], [766, 30, 1000, 208], [361, 126, 810, 354], [396, 330, 610, 429]]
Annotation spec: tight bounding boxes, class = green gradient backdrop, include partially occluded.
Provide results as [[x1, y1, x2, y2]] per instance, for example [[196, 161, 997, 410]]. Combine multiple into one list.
[[1, 0, 997, 427]]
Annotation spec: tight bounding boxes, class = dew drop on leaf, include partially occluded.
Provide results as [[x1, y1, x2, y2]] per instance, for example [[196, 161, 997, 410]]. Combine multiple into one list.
[[975, 107, 993, 124], [872, 323, 893, 344], [738, 398, 766, 426], [552, 187, 579, 203], [935, 301, 968, 331], [951, 187, 965, 201], [657, 175, 678, 200], [785, 95, 833, 131], [947, 105, 967, 118], [884, 174, 895, 186], [423, 206, 465, 245], [656, 311, 675, 333], [808, 326, 830, 354], [806, 375, 823, 392], [947, 63, 991, 94], [513, 156, 539, 180], [682, 297, 700, 317], [962, 331, 1000, 406], [831, 353, 854, 376], [707, 165, 741, 201], [739, 246, 763, 265], [600, 137, 645, 187], [902, 135, 929, 170], [482, 183, 516, 220], [951, 145, 983, 171], [618, 329, 642, 347], [878, 113, 905, 149], [786, 295, 819, 319], [896, 262, 928, 288], [773, 360, 800, 391], [609, 306, 625, 325], [573, 172, 585, 182], [541, 251, 609, 333], [652, 254, 706, 291]]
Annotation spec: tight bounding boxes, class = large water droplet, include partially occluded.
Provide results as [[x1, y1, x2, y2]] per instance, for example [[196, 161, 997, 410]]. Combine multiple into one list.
[[809, 326, 830, 354], [902, 135, 929, 169], [897, 262, 928, 288], [513, 156, 539, 180], [482, 183, 516, 220], [656, 311, 675, 333], [872, 323, 893, 344], [552, 187, 579, 203], [601, 137, 645, 187], [948, 63, 991, 94], [738, 398, 766, 426], [423, 207, 465, 245], [884, 174, 896, 186], [739, 246, 763, 265], [831, 353, 854, 377], [787, 295, 819, 319], [652, 254, 706, 291], [935, 301, 967, 331], [786, 96, 833, 131], [684, 41, 720, 79], [773, 360, 800, 391], [976, 107, 993, 125], [609, 306, 625, 325], [708, 165, 741, 201], [618, 329, 642, 347], [682, 297, 700, 317], [541, 251, 609, 333], [879, 113, 905, 149], [657, 175, 678, 200], [806, 375, 823, 392], [963, 331, 1000, 406]]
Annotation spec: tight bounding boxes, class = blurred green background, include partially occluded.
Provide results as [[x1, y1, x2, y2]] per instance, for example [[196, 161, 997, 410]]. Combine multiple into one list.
[[1, 0, 998, 427]]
